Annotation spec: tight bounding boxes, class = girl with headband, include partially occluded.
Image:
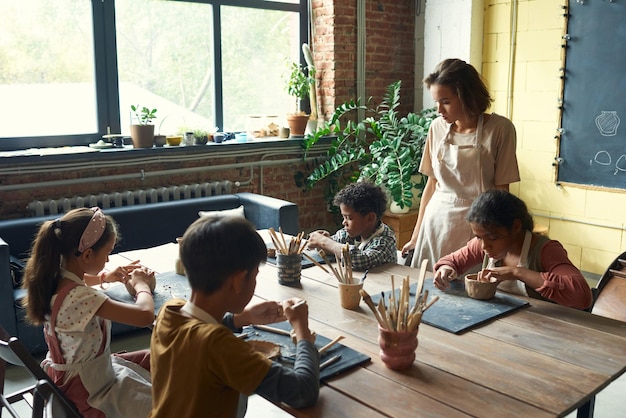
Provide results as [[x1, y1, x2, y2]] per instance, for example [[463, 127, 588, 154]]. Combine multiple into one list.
[[21, 207, 155, 417]]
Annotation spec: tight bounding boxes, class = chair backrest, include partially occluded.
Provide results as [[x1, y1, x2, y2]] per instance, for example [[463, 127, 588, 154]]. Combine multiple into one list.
[[33, 379, 77, 418], [0, 326, 81, 417], [591, 251, 626, 322]]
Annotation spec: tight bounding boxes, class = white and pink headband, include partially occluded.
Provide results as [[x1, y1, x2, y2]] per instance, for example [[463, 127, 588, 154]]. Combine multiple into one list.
[[77, 207, 106, 253]]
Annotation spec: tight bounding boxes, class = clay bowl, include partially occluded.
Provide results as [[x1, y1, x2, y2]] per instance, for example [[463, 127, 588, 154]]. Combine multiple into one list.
[[465, 273, 498, 300]]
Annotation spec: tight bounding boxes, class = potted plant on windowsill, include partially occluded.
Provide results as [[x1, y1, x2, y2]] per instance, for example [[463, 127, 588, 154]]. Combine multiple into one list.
[[130, 105, 157, 148], [299, 80, 436, 213], [285, 60, 314, 137]]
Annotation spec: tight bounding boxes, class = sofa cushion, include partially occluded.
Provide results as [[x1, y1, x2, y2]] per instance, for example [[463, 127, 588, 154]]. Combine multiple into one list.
[[198, 205, 245, 219]]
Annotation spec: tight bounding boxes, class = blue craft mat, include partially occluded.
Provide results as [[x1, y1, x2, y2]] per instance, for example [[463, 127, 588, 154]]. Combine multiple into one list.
[[241, 321, 370, 382], [106, 273, 370, 380], [370, 279, 529, 334], [105, 270, 190, 314]]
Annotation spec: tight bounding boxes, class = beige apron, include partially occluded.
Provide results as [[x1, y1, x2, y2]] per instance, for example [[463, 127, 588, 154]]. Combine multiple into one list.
[[411, 115, 485, 270], [42, 280, 152, 417]]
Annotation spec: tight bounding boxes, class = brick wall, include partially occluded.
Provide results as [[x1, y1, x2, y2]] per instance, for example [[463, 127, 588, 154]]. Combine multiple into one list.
[[0, 147, 337, 233], [312, 0, 416, 119]]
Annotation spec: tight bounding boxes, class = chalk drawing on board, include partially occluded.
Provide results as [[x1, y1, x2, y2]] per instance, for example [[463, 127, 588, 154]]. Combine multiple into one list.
[[615, 155, 626, 175], [595, 111, 620, 136], [592, 150, 612, 166]]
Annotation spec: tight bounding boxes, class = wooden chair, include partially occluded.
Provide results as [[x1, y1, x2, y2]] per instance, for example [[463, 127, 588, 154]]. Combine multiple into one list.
[[591, 251, 626, 322], [0, 326, 80, 417]]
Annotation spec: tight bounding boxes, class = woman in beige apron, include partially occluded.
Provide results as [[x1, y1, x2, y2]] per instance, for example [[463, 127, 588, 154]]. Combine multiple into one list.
[[410, 115, 486, 269], [402, 58, 520, 270]]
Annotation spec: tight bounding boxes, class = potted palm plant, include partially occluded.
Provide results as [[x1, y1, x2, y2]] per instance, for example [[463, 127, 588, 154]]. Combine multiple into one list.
[[130, 105, 157, 148], [300, 81, 436, 213], [285, 61, 314, 136]]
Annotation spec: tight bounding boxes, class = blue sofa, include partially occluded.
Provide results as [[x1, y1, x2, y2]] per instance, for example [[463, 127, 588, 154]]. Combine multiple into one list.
[[0, 192, 298, 354]]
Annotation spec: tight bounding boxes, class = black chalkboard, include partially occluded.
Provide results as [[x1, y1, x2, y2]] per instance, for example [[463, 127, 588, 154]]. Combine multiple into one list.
[[557, 1, 626, 189]]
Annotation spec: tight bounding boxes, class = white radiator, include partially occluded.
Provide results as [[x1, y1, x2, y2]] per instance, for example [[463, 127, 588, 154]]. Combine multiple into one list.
[[27, 181, 234, 217]]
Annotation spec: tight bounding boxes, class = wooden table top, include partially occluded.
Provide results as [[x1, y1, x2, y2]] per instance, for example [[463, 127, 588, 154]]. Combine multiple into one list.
[[108, 241, 626, 417]]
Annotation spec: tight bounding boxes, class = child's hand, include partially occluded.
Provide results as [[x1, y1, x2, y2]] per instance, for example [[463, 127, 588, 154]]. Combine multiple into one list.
[[282, 298, 314, 343], [103, 260, 141, 284], [127, 268, 155, 295], [242, 301, 285, 325], [306, 231, 331, 250], [433, 266, 457, 290]]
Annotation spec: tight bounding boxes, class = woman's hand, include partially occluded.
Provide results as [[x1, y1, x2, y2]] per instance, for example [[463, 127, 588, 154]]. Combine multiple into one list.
[[401, 240, 415, 257], [433, 266, 457, 290]]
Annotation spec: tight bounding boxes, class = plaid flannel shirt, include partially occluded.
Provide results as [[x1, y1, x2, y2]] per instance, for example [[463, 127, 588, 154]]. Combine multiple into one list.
[[330, 223, 397, 271]]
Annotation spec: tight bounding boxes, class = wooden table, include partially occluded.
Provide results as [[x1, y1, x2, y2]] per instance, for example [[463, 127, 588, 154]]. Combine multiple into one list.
[[109, 241, 626, 418]]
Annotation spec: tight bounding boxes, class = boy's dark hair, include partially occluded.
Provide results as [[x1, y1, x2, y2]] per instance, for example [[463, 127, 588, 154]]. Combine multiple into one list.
[[179, 216, 267, 294], [333, 181, 387, 219], [423, 58, 493, 119], [467, 189, 534, 232]]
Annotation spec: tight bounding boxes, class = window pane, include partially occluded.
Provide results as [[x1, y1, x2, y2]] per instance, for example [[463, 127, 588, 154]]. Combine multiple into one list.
[[0, 0, 97, 137], [116, 0, 215, 136], [221, 7, 300, 131]]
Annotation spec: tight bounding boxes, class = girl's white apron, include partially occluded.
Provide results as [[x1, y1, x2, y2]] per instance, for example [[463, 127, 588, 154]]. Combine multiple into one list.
[[42, 280, 151, 417]]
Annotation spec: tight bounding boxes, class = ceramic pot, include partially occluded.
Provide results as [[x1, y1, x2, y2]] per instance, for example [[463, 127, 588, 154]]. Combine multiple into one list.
[[276, 253, 302, 286], [465, 274, 498, 300], [338, 281, 363, 310], [130, 124, 154, 148], [378, 325, 418, 370]]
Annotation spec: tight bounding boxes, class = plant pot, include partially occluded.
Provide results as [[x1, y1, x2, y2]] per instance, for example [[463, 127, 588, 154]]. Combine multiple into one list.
[[130, 124, 155, 148], [286, 114, 309, 136], [389, 201, 411, 214]]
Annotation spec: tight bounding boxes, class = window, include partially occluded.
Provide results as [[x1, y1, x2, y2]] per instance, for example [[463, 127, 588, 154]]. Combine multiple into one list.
[[0, 0, 308, 150]]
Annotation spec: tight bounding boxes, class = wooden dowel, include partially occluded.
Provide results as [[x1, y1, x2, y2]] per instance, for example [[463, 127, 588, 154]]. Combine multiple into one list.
[[278, 226, 289, 253], [318, 335, 345, 354], [360, 289, 388, 329], [303, 252, 330, 274]]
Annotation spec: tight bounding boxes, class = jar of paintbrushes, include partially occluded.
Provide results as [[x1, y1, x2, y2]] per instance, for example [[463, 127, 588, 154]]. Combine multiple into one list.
[[268, 228, 306, 286], [304, 244, 368, 310], [361, 260, 439, 370]]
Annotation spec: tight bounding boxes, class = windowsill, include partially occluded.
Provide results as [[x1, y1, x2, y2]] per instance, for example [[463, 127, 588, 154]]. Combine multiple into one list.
[[0, 135, 313, 163]]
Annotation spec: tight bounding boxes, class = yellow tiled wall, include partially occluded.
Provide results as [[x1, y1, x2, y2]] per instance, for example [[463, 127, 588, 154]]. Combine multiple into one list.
[[483, 0, 626, 275]]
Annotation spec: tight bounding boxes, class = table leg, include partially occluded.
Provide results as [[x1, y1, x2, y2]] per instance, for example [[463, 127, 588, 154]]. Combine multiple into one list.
[[577, 395, 595, 418]]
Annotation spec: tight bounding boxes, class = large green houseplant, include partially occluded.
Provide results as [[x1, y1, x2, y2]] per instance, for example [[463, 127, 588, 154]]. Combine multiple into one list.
[[300, 80, 436, 211]]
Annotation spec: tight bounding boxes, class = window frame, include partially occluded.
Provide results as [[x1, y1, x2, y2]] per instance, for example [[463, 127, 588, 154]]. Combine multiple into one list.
[[0, 0, 308, 151]]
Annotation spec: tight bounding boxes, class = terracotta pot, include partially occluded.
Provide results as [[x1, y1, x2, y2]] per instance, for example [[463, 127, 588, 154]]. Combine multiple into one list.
[[378, 325, 418, 370], [286, 114, 309, 136], [130, 124, 154, 148]]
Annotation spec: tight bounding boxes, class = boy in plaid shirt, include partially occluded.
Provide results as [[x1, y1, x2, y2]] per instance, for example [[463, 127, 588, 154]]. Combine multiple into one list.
[[307, 181, 397, 271]]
